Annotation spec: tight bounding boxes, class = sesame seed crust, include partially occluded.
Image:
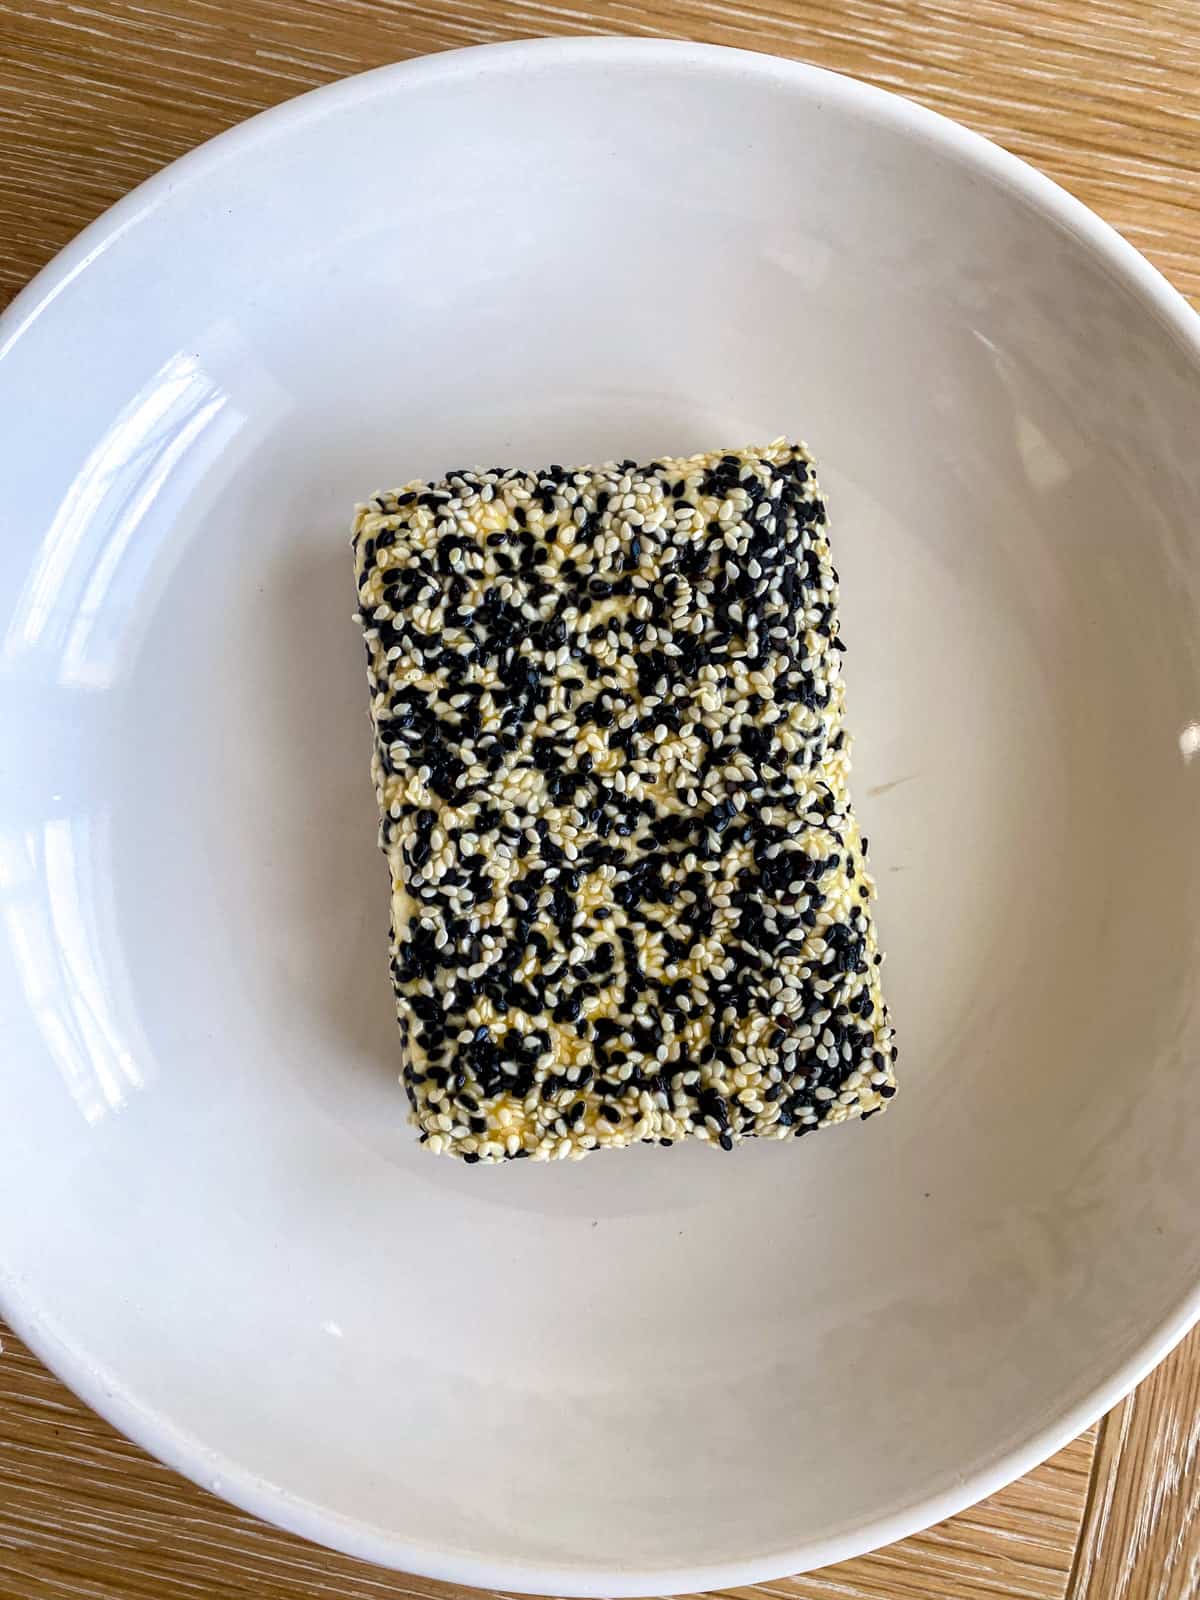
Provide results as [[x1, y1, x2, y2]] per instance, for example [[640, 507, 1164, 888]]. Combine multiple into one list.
[[351, 439, 896, 1162]]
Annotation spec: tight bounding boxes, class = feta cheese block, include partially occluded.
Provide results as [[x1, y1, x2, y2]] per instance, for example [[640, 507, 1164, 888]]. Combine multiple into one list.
[[351, 440, 897, 1162]]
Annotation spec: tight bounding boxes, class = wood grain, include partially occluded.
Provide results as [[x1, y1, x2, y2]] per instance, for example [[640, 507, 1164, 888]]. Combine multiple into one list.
[[1069, 1327, 1200, 1600], [1, 1, 1198, 1597], [0, 0, 1198, 311]]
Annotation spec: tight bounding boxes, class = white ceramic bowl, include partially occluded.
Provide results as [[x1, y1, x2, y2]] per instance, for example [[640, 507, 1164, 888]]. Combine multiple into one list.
[[2, 37, 1199, 1596]]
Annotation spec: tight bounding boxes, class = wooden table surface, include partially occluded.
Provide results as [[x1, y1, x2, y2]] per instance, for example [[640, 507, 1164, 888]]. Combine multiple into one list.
[[1, 2, 1198, 1597]]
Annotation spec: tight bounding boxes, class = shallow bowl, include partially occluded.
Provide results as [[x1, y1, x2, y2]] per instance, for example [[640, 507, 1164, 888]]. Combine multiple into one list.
[[2, 36, 1200, 1596]]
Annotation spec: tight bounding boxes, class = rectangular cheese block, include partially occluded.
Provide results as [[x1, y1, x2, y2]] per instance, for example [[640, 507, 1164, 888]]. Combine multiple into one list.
[[352, 440, 896, 1161]]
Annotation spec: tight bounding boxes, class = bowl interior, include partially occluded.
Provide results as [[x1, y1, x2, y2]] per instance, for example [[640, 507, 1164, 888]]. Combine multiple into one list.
[[2, 39, 1200, 1592]]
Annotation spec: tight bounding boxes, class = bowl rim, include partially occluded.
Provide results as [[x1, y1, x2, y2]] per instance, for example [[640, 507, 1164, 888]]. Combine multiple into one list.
[[2, 33, 1199, 1597]]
